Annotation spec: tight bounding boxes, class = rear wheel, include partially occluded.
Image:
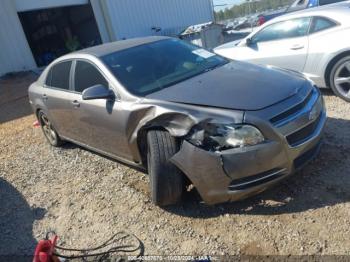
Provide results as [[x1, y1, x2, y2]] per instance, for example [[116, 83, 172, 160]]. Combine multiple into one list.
[[38, 111, 63, 147], [147, 130, 184, 206], [330, 55, 350, 102]]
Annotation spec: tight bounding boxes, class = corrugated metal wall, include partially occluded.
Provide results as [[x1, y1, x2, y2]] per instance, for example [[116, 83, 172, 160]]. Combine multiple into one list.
[[0, 0, 213, 76], [0, 0, 36, 76], [102, 0, 214, 40]]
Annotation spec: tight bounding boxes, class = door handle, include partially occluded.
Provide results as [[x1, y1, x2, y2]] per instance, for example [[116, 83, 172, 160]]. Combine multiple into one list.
[[42, 94, 48, 101], [71, 100, 80, 108], [290, 44, 304, 50]]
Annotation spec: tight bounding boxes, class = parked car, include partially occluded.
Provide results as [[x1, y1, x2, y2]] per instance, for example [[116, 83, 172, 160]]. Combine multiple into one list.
[[286, 0, 346, 13], [258, 8, 288, 25], [29, 36, 326, 206], [214, 2, 350, 102]]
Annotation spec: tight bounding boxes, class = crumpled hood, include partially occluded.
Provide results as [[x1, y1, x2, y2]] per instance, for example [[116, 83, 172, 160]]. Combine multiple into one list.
[[146, 61, 310, 111]]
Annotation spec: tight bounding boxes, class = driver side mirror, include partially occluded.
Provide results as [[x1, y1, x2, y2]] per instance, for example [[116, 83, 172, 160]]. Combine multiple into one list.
[[82, 84, 115, 100], [246, 38, 253, 46]]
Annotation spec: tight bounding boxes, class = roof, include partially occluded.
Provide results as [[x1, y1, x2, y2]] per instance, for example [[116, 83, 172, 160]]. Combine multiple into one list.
[[73, 36, 171, 57], [265, 1, 350, 25]]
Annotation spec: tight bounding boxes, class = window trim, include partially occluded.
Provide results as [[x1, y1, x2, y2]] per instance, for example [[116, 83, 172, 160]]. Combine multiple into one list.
[[44, 59, 74, 92], [71, 58, 112, 95], [309, 16, 340, 35], [251, 17, 313, 44]]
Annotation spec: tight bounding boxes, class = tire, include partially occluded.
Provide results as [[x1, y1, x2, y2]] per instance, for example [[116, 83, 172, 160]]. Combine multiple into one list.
[[38, 110, 64, 147], [147, 130, 184, 206], [329, 55, 350, 102]]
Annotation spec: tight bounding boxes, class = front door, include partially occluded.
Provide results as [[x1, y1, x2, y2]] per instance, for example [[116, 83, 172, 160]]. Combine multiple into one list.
[[234, 17, 311, 72], [68, 60, 133, 160]]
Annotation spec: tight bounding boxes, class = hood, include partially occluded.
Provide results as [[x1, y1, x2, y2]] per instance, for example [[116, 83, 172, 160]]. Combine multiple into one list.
[[214, 39, 242, 52], [146, 61, 310, 111]]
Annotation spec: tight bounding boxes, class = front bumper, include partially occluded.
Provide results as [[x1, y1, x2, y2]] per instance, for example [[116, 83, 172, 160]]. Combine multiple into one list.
[[171, 87, 326, 205]]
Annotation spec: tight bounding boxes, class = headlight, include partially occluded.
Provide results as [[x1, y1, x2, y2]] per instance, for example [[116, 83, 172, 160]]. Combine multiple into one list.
[[187, 123, 264, 151]]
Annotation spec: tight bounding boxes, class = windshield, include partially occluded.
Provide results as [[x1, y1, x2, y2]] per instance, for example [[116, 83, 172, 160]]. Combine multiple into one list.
[[102, 39, 228, 96]]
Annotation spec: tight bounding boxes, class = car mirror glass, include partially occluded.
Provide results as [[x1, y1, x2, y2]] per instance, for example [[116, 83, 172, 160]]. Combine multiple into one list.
[[246, 38, 253, 46]]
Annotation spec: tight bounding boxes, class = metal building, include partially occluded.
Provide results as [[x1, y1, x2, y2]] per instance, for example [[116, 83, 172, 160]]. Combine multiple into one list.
[[0, 0, 214, 76]]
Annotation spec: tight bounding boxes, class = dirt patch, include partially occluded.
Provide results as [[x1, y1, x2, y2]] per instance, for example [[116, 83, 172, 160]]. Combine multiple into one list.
[[1, 75, 350, 256], [0, 72, 37, 124]]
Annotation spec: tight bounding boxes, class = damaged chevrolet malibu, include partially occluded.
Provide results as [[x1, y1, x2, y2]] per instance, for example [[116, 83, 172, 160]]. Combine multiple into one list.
[[28, 36, 326, 206]]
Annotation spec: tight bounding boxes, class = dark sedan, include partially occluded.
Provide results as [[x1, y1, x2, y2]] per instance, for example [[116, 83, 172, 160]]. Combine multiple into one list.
[[28, 36, 326, 206]]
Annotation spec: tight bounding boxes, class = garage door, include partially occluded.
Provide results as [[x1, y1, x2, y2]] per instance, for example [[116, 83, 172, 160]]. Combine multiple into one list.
[[15, 0, 89, 12], [18, 4, 102, 67]]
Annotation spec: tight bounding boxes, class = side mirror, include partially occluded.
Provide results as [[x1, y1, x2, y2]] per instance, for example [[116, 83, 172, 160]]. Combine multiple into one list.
[[82, 84, 115, 100], [246, 38, 253, 46]]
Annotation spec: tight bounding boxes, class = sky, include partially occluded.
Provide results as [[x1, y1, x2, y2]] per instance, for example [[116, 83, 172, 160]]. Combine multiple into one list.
[[213, 0, 245, 11]]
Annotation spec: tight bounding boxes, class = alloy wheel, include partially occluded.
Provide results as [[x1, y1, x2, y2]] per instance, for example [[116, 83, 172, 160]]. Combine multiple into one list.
[[334, 60, 350, 99]]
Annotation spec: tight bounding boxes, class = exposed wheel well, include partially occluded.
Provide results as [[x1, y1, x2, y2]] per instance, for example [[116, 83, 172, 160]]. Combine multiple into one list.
[[35, 108, 42, 122], [137, 126, 167, 168], [137, 127, 192, 185], [325, 51, 350, 88]]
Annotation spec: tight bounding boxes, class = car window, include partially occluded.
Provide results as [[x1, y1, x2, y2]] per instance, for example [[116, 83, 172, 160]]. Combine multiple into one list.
[[289, 0, 308, 9], [319, 0, 345, 5], [74, 61, 109, 93], [46, 61, 72, 90], [311, 17, 337, 33], [286, 0, 310, 12], [252, 17, 311, 43]]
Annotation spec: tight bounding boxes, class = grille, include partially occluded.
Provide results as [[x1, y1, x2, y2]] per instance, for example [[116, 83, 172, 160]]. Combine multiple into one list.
[[286, 113, 321, 147], [228, 168, 286, 191], [270, 89, 313, 125]]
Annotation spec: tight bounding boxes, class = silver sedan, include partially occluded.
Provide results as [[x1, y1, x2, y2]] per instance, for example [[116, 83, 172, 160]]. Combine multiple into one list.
[[215, 1, 350, 102], [29, 37, 325, 206]]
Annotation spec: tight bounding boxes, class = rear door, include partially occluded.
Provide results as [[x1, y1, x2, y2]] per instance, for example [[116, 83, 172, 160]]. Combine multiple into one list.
[[235, 17, 311, 72], [43, 60, 76, 138]]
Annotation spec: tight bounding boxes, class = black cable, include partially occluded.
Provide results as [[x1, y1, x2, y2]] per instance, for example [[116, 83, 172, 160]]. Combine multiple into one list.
[[46, 231, 144, 261], [55, 232, 129, 251]]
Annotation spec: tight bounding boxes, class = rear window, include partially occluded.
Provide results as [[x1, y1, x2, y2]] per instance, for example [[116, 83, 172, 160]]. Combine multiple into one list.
[[311, 17, 337, 33], [46, 61, 72, 90], [319, 0, 345, 5]]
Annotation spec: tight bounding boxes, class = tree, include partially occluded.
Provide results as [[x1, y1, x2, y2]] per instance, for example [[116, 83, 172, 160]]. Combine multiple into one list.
[[214, 0, 294, 22]]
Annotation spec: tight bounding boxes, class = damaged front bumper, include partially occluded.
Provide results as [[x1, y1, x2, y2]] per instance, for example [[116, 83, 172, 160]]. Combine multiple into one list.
[[171, 88, 326, 205]]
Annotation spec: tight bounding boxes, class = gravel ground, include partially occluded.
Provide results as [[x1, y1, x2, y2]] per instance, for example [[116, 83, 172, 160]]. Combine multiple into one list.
[[1, 73, 350, 258]]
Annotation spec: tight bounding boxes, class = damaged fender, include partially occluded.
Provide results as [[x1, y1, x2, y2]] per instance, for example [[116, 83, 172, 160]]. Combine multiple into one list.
[[125, 99, 244, 164]]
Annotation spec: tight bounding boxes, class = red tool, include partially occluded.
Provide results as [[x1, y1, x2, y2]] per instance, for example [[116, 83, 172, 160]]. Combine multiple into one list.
[[33, 120, 40, 128], [33, 234, 60, 262]]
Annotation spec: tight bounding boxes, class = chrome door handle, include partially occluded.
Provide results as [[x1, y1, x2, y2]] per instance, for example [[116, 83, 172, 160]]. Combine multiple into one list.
[[72, 100, 80, 108], [290, 44, 304, 50], [42, 94, 48, 101]]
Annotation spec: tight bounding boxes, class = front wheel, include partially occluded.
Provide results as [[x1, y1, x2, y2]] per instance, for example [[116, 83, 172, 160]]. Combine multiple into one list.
[[330, 55, 350, 102], [147, 130, 184, 206]]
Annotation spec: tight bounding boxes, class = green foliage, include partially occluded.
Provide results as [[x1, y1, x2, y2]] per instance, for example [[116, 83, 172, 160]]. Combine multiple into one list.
[[215, 0, 294, 21]]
